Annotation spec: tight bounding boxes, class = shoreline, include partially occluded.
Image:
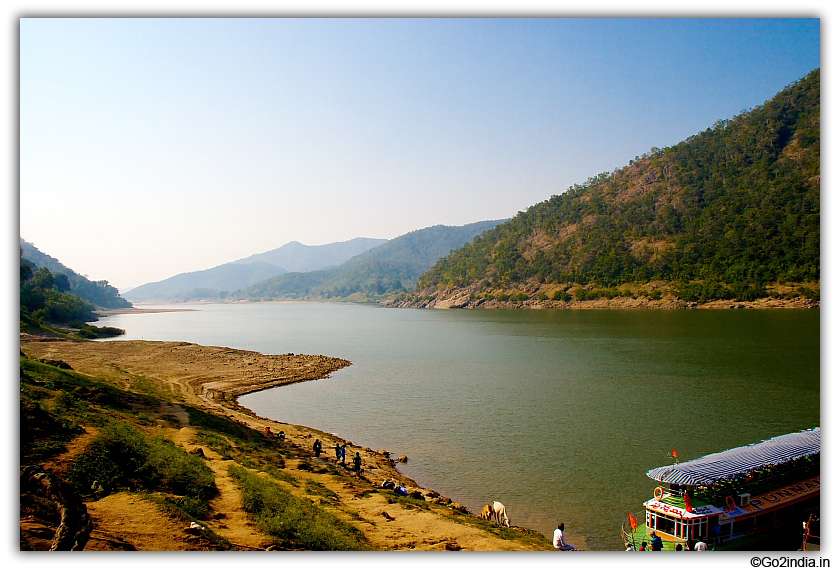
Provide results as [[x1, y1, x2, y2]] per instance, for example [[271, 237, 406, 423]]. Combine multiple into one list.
[[19, 336, 559, 549], [382, 295, 819, 310], [98, 307, 200, 315]]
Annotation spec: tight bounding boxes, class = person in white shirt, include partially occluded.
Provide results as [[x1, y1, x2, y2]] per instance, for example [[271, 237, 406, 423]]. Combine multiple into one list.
[[553, 522, 576, 550], [695, 540, 707, 551]]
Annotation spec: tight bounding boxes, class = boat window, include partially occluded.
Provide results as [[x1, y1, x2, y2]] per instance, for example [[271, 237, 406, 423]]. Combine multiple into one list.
[[654, 515, 676, 535], [688, 518, 706, 539]]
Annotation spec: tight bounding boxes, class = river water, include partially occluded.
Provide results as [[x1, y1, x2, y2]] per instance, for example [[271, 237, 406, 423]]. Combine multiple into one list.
[[96, 303, 820, 550]]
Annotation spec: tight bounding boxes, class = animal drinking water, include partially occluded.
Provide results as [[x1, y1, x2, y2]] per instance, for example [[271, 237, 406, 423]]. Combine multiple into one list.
[[481, 501, 510, 527]]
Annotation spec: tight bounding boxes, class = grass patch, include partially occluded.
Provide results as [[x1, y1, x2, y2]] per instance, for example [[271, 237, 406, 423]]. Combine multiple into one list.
[[229, 465, 370, 551], [68, 419, 217, 504], [305, 479, 339, 502], [20, 397, 84, 463]]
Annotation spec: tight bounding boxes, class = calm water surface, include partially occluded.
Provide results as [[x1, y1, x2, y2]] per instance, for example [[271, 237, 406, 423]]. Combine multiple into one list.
[[97, 304, 820, 550]]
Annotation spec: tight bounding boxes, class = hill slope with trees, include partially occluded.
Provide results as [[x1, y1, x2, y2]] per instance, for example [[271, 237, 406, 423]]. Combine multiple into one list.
[[20, 239, 132, 309], [20, 247, 125, 338], [240, 220, 505, 301], [403, 69, 819, 308]]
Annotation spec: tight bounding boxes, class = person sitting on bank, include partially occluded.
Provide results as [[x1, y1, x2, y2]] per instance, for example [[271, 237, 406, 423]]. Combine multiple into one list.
[[552, 522, 576, 550]]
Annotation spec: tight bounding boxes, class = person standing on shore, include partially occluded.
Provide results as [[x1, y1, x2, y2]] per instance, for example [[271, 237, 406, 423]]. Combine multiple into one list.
[[353, 452, 362, 475], [340, 444, 347, 464], [313, 439, 322, 458], [334, 443, 341, 461]]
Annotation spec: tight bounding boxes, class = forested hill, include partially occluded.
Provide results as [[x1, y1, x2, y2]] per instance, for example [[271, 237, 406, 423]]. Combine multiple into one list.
[[410, 69, 819, 306], [239, 220, 505, 301], [20, 239, 131, 309]]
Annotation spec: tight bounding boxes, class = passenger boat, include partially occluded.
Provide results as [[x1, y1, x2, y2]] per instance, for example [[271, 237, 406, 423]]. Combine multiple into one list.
[[622, 428, 819, 551]]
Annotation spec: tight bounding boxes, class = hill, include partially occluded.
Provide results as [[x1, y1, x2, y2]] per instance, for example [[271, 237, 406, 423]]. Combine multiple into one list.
[[406, 69, 820, 308], [232, 237, 388, 273], [124, 237, 387, 303], [239, 220, 505, 301], [20, 239, 132, 309], [124, 261, 289, 303]]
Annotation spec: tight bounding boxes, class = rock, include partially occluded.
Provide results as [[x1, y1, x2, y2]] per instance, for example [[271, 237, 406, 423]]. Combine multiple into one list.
[[189, 448, 206, 458], [380, 511, 395, 521], [450, 502, 469, 513], [185, 521, 206, 535], [397, 455, 408, 463], [445, 542, 462, 551], [377, 450, 391, 458], [425, 490, 440, 499]]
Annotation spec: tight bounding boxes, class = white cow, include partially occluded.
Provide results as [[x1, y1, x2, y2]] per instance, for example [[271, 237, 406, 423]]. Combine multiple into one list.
[[491, 501, 510, 527]]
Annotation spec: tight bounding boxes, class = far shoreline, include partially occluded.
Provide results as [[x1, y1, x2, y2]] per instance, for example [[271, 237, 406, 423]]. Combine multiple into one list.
[[98, 307, 200, 315]]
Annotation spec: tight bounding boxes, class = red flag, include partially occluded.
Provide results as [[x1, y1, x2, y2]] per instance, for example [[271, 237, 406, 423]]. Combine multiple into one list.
[[628, 513, 638, 530], [671, 448, 679, 458]]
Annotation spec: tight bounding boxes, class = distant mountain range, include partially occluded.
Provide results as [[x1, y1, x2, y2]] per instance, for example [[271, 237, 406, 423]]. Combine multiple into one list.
[[231, 238, 388, 273], [123, 237, 387, 303], [240, 220, 505, 301], [19, 239, 132, 309]]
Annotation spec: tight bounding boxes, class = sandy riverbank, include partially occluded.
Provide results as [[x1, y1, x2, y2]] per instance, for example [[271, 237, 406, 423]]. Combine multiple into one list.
[[19, 335, 560, 550], [98, 307, 200, 315]]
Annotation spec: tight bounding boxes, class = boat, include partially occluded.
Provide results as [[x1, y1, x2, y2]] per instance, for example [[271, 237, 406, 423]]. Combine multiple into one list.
[[622, 428, 820, 551]]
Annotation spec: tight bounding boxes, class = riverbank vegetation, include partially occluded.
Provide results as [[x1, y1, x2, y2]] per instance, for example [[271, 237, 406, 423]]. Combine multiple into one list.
[[20, 247, 126, 339]]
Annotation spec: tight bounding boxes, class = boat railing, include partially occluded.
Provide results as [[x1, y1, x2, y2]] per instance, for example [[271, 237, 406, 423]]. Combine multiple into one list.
[[690, 463, 818, 506]]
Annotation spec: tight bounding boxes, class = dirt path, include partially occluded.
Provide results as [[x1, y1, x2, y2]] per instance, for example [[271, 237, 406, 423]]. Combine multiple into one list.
[[163, 402, 272, 550]]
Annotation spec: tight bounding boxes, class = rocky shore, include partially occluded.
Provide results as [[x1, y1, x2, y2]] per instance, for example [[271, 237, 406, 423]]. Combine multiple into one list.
[[383, 291, 818, 310]]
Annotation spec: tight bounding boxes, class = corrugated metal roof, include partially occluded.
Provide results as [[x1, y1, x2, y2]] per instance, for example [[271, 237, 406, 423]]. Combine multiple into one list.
[[646, 428, 820, 486]]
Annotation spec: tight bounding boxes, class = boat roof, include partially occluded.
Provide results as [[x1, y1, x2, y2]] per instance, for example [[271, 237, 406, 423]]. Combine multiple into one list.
[[647, 428, 820, 486]]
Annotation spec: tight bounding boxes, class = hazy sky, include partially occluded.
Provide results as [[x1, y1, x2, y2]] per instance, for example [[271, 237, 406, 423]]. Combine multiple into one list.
[[19, 16, 820, 291]]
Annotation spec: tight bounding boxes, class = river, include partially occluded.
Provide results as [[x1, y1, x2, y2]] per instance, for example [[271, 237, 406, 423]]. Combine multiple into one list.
[[96, 303, 820, 550]]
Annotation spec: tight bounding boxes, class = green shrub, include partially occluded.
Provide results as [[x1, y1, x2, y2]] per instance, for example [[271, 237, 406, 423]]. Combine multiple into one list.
[[229, 465, 369, 551], [69, 420, 216, 501], [551, 290, 570, 302], [77, 324, 125, 339]]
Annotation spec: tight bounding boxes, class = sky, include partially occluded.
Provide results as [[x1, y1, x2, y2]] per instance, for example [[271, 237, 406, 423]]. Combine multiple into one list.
[[17, 15, 821, 291]]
